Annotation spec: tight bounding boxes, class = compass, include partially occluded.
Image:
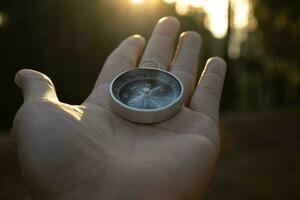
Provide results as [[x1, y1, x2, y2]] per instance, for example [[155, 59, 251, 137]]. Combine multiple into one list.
[[109, 67, 184, 123]]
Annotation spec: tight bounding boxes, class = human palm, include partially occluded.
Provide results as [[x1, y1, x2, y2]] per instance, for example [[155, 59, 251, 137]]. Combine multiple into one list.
[[13, 17, 226, 200]]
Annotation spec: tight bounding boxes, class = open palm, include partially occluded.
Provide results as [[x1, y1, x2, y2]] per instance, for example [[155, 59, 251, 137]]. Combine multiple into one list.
[[13, 17, 226, 200]]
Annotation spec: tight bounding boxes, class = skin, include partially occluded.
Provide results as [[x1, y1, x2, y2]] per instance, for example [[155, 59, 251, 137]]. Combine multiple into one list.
[[13, 17, 226, 200]]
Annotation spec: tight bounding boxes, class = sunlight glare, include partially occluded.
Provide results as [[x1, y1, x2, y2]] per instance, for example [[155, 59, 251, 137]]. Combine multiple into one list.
[[130, 0, 144, 4], [163, 0, 177, 3], [231, 0, 250, 29], [188, 0, 204, 8], [176, 0, 190, 15], [204, 0, 229, 38], [163, 0, 203, 8]]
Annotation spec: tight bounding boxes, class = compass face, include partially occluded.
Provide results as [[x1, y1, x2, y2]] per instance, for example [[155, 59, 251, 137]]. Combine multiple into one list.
[[111, 68, 183, 110]]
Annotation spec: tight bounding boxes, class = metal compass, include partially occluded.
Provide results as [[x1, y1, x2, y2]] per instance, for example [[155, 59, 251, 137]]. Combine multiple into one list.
[[109, 66, 184, 124]]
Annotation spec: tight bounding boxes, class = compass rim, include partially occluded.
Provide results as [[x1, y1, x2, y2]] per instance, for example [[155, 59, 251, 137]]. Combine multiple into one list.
[[109, 67, 184, 113]]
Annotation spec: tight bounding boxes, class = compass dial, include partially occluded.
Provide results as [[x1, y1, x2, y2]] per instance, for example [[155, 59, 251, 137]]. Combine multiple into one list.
[[110, 67, 183, 123], [119, 79, 174, 109], [111, 68, 182, 110]]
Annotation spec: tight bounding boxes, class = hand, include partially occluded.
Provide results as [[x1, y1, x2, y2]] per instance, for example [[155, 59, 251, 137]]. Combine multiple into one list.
[[13, 17, 226, 200]]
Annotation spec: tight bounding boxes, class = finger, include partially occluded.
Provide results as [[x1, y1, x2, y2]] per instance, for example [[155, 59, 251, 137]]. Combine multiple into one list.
[[189, 57, 227, 124], [139, 16, 180, 70], [15, 69, 58, 103], [170, 31, 202, 104], [94, 35, 145, 86]]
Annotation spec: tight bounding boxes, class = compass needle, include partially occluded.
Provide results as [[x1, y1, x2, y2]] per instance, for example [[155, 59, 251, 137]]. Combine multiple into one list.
[[136, 90, 144, 95], [128, 95, 144, 104], [151, 96, 171, 100], [143, 98, 147, 108], [149, 86, 163, 95], [148, 98, 160, 108]]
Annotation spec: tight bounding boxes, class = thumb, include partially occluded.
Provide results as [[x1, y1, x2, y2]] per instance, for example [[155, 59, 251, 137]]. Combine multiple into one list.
[[15, 69, 58, 103]]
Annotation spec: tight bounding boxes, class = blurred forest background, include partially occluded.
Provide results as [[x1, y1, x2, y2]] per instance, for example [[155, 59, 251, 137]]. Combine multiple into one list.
[[0, 0, 299, 199]]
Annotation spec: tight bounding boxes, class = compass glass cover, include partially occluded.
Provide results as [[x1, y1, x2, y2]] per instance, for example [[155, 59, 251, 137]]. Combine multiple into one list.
[[112, 68, 182, 110]]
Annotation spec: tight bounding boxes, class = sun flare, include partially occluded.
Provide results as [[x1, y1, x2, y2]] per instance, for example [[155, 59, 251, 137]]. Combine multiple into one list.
[[129, 0, 254, 40], [130, 0, 144, 4]]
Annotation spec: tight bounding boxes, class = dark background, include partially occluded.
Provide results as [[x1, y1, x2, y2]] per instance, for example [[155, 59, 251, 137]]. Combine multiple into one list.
[[0, 0, 299, 199]]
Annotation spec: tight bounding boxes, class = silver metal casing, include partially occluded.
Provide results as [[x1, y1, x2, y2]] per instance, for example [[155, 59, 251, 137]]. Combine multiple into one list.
[[109, 68, 184, 124]]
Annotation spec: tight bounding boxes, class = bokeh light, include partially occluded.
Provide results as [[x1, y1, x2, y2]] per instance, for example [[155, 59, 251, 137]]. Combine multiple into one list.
[[161, 0, 257, 58], [188, 0, 204, 8], [231, 0, 250, 29], [162, 0, 256, 40], [0, 12, 8, 28], [162, 0, 177, 4], [175, 1, 190, 15], [203, 0, 229, 38], [163, 0, 230, 38], [130, 0, 144, 4]]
